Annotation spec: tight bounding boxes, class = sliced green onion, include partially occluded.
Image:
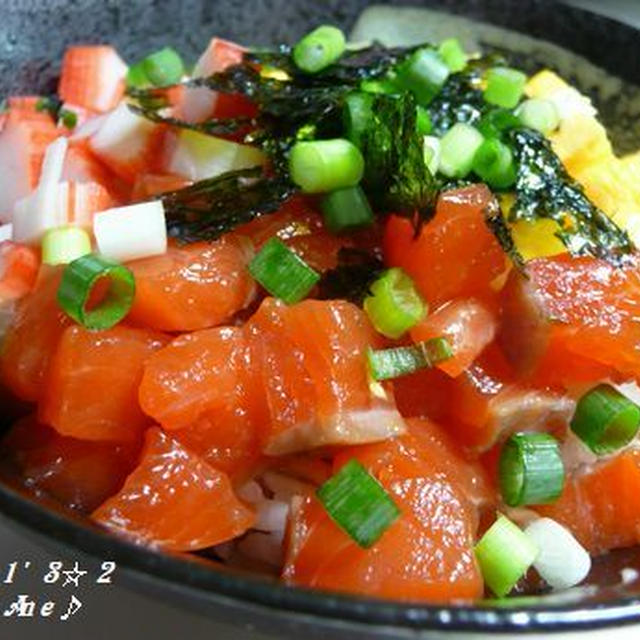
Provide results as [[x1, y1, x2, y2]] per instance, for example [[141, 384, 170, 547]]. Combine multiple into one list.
[[516, 98, 560, 135], [499, 433, 565, 507], [359, 77, 399, 95], [472, 138, 517, 189], [293, 25, 346, 73], [363, 267, 426, 339], [59, 109, 78, 130], [316, 458, 400, 548], [367, 337, 453, 381], [438, 38, 467, 72], [475, 514, 539, 597], [484, 67, 528, 109], [395, 48, 450, 105], [140, 47, 184, 87], [570, 384, 640, 455], [438, 123, 484, 178], [415, 105, 433, 136], [57, 254, 135, 331], [126, 62, 149, 89], [476, 108, 521, 139], [321, 186, 374, 234], [289, 139, 364, 193], [343, 92, 374, 148], [42, 226, 91, 266], [248, 237, 320, 304]]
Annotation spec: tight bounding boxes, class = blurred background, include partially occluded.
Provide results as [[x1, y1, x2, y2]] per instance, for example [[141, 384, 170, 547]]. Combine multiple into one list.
[[1, 1, 639, 639]]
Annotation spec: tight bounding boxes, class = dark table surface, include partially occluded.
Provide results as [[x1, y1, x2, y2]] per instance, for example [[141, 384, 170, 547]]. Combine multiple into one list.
[[2, 2, 640, 639]]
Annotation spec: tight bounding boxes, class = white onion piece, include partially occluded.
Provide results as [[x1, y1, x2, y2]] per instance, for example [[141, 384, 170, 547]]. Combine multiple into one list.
[[255, 500, 289, 542], [525, 518, 591, 590], [94, 200, 167, 262], [167, 129, 265, 181], [13, 137, 68, 244], [0, 223, 13, 243]]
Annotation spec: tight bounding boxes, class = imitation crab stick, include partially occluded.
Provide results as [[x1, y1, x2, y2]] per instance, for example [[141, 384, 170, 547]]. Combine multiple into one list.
[[58, 46, 127, 113], [0, 104, 61, 218], [178, 38, 254, 123]]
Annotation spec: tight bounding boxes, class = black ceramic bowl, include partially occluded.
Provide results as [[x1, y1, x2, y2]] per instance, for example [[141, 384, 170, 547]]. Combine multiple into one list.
[[2, 1, 640, 637]]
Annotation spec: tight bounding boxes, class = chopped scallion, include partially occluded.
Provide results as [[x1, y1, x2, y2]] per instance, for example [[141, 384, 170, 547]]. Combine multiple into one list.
[[438, 38, 467, 72], [475, 514, 539, 598], [363, 267, 426, 339], [59, 109, 78, 130], [499, 432, 565, 507], [289, 139, 364, 193], [476, 108, 520, 139], [367, 337, 453, 381], [395, 48, 450, 105], [484, 67, 527, 109], [438, 123, 484, 178], [126, 62, 150, 88], [57, 254, 135, 331], [248, 237, 320, 304], [293, 25, 346, 73], [141, 47, 184, 87], [472, 138, 517, 189], [516, 98, 560, 135], [570, 384, 640, 455], [321, 185, 374, 234], [42, 226, 91, 266], [316, 458, 400, 548]]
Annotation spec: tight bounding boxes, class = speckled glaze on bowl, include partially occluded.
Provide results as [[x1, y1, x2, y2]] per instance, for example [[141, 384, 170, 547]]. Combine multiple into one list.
[[2, 1, 640, 637]]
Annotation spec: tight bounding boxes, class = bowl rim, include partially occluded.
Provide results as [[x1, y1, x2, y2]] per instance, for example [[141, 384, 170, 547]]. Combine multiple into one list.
[[2, 479, 640, 634]]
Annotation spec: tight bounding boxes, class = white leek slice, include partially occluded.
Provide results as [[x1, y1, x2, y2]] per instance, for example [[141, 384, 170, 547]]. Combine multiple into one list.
[[525, 517, 591, 590], [94, 200, 167, 263], [167, 129, 265, 181], [0, 224, 13, 243]]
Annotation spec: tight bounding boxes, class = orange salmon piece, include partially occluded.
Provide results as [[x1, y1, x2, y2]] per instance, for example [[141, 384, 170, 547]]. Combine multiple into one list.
[[536, 450, 640, 555], [247, 298, 405, 455], [1, 268, 72, 402], [41, 325, 168, 442], [127, 238, 256, 332], [92, 427, 255, 551], [283, 423, 485, 602], [139, 327, 265, 479], [384, 185, 505, 307], [500, 255, 640, 382], [410, 298, 497, 377], [1, 415, 140, 513]]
